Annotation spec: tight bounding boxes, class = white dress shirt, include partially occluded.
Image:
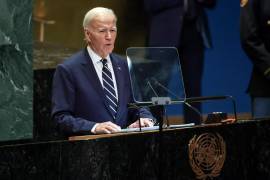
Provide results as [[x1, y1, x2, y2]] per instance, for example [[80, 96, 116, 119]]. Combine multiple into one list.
[[87, 46, 118, 100], [87, 46, 119, 133]]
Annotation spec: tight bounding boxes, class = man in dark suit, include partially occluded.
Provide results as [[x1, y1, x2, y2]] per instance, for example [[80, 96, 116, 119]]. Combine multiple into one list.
[[240, 0, 270, 118], [144, 0, 216, 124], [52, 7, 154, 136]]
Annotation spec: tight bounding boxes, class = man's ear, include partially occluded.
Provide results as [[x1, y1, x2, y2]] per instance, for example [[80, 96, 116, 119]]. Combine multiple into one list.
[[84, 28, 88, 35], [84, 28, 91, 42]]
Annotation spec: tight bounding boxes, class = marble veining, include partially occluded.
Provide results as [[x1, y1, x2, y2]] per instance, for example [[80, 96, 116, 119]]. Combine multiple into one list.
[[0, 0, 33, 141]]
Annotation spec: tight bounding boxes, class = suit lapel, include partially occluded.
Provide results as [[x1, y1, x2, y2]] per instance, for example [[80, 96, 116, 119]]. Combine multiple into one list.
[[80, 49, 127, 120], [80, 48, 112, 117]]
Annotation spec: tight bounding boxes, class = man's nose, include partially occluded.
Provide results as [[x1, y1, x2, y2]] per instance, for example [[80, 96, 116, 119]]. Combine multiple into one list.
[[105, 31, 112, 39]]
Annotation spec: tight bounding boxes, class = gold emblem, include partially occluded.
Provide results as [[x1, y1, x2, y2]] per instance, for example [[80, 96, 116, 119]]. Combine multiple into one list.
[[188, 133, 226, 180], [240, 0, 248, 7]]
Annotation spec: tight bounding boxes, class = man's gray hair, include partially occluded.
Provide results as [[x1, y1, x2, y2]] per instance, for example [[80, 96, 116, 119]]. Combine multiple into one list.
[[83, 7, 117, 28]]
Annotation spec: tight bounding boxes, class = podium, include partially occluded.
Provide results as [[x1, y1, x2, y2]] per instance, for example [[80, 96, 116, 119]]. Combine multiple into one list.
[[1, 119, 270, 179]]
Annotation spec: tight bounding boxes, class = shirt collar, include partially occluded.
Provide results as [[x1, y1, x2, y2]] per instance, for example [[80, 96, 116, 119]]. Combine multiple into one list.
[[87, 46, 110, 65]]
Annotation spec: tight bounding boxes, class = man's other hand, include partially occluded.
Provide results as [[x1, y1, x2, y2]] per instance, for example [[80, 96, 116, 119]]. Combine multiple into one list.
[[94, 121, 121, 134], [128, 118, 154, 128]]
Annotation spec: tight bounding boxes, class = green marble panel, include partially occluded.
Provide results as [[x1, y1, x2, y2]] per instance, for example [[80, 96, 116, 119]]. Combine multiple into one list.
[[0, 0, 33, 141]]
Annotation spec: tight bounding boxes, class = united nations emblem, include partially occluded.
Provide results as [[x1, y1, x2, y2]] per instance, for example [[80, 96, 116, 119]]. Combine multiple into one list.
[[188, 133, 226, 180]]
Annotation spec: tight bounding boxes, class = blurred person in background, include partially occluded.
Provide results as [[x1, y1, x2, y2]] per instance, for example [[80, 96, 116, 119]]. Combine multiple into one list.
[[144, 0, 216, 124], [240, 0, 270, 119]]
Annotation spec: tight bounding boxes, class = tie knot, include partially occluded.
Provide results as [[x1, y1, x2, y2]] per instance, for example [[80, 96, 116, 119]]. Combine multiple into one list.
[[101, 59, 107, 66]]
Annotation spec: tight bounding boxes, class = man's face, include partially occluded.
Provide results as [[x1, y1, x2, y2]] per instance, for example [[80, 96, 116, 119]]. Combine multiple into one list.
[[85, 14, 117, 58]]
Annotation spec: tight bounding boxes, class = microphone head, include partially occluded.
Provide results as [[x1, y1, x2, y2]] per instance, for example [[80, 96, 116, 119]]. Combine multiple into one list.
[[205, 112, 227, 124]]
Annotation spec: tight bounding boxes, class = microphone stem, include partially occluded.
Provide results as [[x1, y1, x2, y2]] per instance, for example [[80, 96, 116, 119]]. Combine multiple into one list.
[[184, 102, 203, 123]]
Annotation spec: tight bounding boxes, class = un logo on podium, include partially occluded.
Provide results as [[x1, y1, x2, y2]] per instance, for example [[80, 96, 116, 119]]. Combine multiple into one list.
[[188, 133, 226, 180]]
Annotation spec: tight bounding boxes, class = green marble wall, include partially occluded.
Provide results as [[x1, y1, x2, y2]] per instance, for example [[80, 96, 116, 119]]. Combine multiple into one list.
[[0, 0, 33, 141]]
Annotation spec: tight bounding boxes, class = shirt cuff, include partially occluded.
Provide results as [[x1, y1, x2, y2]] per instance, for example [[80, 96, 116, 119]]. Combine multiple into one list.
[[91, 123, 99, 134]]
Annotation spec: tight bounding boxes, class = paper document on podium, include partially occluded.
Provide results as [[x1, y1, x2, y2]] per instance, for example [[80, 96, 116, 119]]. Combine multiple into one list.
[[119, 123, 195, 133], [168, 123, 195, 128]]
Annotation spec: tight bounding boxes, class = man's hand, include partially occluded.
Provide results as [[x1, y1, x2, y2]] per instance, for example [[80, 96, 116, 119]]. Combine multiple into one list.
[[94, 121, 121, 134], [128, 118, 154, 128]]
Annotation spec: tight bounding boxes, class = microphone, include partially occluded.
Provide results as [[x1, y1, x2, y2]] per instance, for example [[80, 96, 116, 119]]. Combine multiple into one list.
[[143, 77, 202, 127], [149, 78, 238, 123], [185, 95, 238, 122], [150, 77, 184, 101], [185, 96, 233, 103], [149, 77, 203, 124], [147, 80, 159, 97], [127, 80, 159, 131], [127, 103, 143, 132]]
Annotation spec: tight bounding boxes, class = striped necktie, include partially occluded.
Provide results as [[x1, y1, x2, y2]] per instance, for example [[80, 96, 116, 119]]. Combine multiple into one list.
[[101, 59, 118, 119]]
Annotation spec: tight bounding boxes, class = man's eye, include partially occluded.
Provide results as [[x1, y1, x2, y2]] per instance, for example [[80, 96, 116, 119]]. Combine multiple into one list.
[[99, 30, 106, 33]]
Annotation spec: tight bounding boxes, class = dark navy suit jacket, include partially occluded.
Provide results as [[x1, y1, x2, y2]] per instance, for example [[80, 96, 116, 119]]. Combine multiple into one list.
[[51, 48, 152, 136], [240, 0, 270, 96], [144, 0, 215, 48]]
